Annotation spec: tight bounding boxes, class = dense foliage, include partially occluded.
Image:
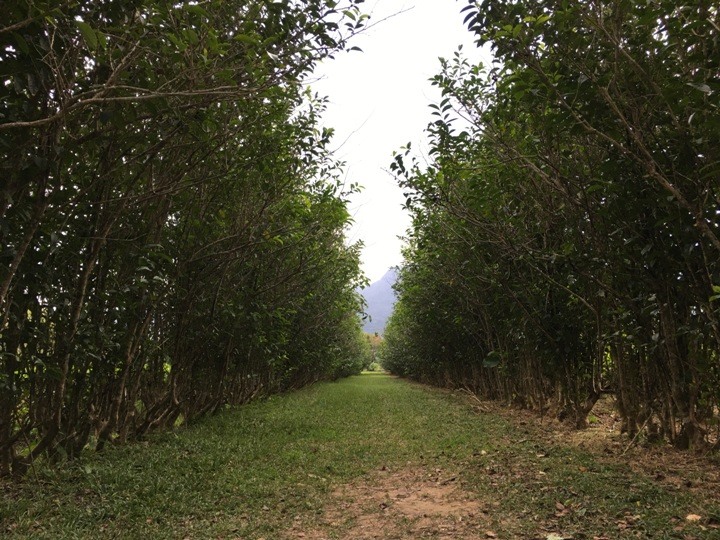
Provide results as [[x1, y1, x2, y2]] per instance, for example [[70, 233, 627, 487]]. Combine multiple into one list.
[[0, 0, 368, 476], [384, 0, 720, 449]]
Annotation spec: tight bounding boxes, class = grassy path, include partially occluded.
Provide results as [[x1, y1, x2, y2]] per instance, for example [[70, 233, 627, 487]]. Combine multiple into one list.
[[2, 373, 719, 539]]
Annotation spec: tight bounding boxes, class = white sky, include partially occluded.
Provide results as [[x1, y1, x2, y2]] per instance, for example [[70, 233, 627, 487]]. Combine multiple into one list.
[[310, 1, 491, 283]]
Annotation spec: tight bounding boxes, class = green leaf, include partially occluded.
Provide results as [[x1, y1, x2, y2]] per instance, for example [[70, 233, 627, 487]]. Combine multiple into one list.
[[96, 30, 107, 49], [167, 33, 186, 51], [183, 28, 199, 45], [687, 82, 712, 94], [483, 351, 501, 368], [711, 285, 720, 302], [186, 5, 209, 17], [76, 21, 98, 50], [234, 34, 259, 45], [12, 32, 30, 55]]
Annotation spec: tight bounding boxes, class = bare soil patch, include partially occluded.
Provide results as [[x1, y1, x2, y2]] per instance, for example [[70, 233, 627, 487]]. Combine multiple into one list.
[[285, 465, 489, 539]]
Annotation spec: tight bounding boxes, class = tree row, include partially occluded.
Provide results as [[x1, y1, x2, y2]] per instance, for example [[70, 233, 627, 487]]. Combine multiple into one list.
[[384, 0, 720, 449], [0, 0, 368, 476]]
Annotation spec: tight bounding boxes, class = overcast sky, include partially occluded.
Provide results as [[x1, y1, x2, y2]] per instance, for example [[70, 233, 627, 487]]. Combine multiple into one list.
[[311, 1, 492, 283]]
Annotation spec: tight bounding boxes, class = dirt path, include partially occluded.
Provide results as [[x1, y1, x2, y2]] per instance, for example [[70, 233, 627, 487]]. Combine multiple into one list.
[[286, 465, 488, 539]]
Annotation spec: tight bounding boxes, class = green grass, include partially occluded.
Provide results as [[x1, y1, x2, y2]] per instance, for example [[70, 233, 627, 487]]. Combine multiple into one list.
[[2, 373, 718, 539]]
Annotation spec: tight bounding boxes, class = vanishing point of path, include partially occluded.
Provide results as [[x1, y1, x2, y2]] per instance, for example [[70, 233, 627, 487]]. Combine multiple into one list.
[[2, 373, 719, 539]]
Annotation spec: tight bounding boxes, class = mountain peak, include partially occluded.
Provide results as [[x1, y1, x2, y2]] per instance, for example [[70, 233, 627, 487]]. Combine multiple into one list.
[[360, 268, 398, 335]]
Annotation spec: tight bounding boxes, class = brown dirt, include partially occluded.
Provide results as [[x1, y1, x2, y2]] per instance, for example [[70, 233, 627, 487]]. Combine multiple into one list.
[[284, 465, 492, 539]]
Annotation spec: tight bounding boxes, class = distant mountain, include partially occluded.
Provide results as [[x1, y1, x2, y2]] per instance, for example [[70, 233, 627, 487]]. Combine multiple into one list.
[[360, 268, 398, 335]]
